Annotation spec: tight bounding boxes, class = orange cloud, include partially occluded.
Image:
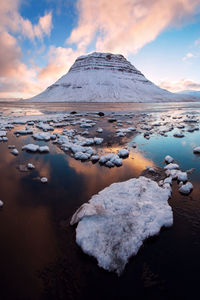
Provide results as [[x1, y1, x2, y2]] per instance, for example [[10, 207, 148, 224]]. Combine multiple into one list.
[[68, 0, 200, 55], [159, 78, 200, 92]]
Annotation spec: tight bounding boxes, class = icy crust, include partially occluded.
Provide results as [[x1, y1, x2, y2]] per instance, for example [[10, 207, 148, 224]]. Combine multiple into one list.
[[72, 176, 173, 275], [29, 52, 195, 103]]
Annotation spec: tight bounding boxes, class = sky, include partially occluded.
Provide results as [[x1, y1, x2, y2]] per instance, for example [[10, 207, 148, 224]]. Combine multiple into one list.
[[0, 0, 200, 99]]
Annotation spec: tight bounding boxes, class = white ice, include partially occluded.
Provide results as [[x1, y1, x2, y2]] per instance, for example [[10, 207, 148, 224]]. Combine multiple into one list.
[[72, 176, 172, 275]]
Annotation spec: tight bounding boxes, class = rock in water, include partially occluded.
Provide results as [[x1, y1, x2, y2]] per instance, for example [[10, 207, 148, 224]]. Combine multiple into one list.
[[29, 52, 195, 103], [71, 176, 173, 275]]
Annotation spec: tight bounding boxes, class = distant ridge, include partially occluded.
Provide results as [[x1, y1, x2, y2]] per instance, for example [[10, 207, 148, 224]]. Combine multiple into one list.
[[177, 90, 200, 98], [29, 52, 198, 102]]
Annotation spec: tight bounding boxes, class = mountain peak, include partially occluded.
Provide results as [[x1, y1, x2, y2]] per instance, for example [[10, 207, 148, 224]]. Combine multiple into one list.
[[29, 52, 195, 102]]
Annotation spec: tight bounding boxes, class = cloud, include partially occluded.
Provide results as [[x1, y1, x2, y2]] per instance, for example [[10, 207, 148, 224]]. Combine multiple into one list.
[[38, 46, 82, 85], [67, 0, 200, 55], [0, 0, 52, 41], [182, 52, 194, 61], [19, 11, 53, 40], [159, 78, 200, 92], [0, 0, 53, 98]]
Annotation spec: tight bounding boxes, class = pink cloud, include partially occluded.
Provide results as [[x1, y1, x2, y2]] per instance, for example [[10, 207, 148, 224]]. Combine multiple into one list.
[[159, 78, 200, 92], [68, 0, 200, 54], [0, 1, 53, 98]]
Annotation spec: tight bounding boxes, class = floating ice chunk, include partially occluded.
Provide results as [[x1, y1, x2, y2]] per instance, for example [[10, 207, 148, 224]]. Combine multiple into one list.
[[32, 132, 51, 141], [164, 163, 180, 170], [50, 134, 56, 140], [116, 131, 126, 137], [193, 147, 200, 154], [80, 123, 93, 128], [0, 131, 6, 137], [91, 155, 99, 162], [70, 145, 94, 157], [165, 169, 179, 179], [72, 176, 173, 275], [14, 129, 33, 135], [145, 165, 156, 173], [99, 153, 122, 167], [27, 163, 35, 169], [173, 131, 184, 138], [127, 127, 136, 132], [81, 130, 89, 135], [164, 177, 172, 185], [0, 200, 4, 207], [117, 149, 129, 158], [165, 155, 174, 164], [140, 125, 152, 131], [22, 144, 39, 152], [184, 117, 198, 123], [179, 182, 193, 195], [177, 124, 185, 129], [94, 137, 103, 145], [177, 172, 187, 182], [74, 152, 90, 160], [11, 149, 19, 156], [153, 122, 161, 126], [116, 128, 136, 137], [41, 177, 48, 183], [37, 122, 54, 131], [13, 120, 26, 125], [39, 146, 49, 153], [82, 138, 94, 146], [27, 121, 34, 125]]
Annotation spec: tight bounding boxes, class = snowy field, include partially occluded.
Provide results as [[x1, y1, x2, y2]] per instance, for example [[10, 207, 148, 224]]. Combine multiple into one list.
[[0, 102, 200, 299]]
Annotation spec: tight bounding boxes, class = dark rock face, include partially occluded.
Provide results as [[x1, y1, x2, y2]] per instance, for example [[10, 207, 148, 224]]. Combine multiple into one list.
[[68, 53, 143, 76]]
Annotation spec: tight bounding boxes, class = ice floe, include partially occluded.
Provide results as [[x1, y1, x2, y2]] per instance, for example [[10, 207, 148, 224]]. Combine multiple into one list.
[[27, 163, 35, 169], [32, 132, 51, 141], [99, 153, 122, 167], [11, 149, 19, 156], [165, 155, 174, 164], [117, 149, 129, 158], [71, 176, 172, 275], [22, 144, 39, 152], [41, 177, 48, 183], [164, 163, 180, 170], [193, 147, 200, 154], [179, 182, 193, 195]]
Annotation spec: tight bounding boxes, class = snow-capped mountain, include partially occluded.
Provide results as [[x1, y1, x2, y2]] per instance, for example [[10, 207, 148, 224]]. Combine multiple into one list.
[[177, 90, 200, 98], [29, 52, 197, 102]]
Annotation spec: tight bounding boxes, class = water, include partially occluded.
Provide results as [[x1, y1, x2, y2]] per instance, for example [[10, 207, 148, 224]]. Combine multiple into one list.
[[0, 102, 200, 300]]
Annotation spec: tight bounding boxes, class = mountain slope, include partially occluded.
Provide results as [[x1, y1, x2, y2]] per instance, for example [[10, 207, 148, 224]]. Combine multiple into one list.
[[177, 90, 200, 98], [29, 52, 197, 102]]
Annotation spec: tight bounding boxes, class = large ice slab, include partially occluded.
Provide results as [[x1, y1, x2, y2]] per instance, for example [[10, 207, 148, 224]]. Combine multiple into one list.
[[71, 176, 173, 275]]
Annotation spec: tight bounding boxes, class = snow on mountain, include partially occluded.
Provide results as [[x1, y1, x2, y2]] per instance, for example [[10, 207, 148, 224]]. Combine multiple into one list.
[[29, 52, 197, 102]]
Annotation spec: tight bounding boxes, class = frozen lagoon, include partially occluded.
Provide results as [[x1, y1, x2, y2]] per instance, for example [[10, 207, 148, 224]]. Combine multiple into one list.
[[1, 101, 200, 299]]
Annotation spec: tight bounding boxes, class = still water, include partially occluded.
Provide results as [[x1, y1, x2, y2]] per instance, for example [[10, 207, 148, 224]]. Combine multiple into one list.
[[0, 102, 200, 300]]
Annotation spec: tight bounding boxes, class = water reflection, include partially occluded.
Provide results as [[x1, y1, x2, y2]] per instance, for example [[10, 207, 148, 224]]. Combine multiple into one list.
[[1, 103, 200, 299], [0, 146, 58, 300]]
